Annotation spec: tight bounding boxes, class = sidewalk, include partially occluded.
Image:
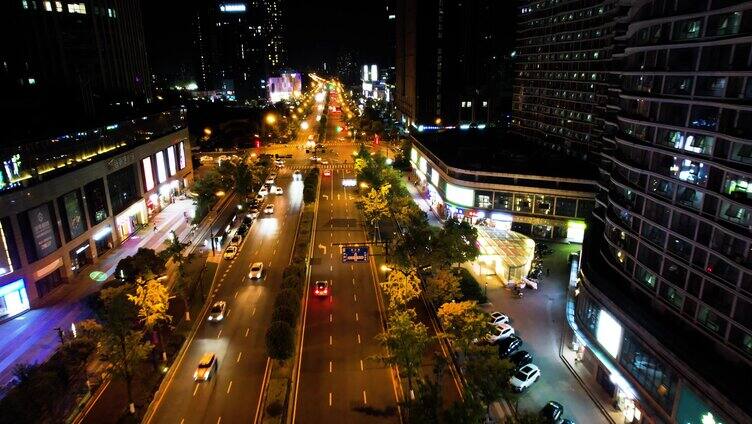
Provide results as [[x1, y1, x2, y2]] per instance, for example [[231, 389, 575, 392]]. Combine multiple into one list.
[[0, 198, 196, 390]]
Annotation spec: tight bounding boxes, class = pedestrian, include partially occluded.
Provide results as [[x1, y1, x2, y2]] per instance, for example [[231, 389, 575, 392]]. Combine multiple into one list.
[[546, 267, 550, 276], [153, 224, 158, 232]]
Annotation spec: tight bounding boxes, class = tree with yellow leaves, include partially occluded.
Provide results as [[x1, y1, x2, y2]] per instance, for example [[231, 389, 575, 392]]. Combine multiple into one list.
[[380, 268, 422, 310], [128, 279, 172, 362], [425, 268, 461, 306], [437, 300, 488, 359]]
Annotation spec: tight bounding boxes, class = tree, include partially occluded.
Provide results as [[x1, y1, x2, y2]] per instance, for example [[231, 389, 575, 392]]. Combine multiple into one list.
[[161, 231, 193, 320], [375, 308, 431, 398], [425, 268, 461, 306], [443, 393, 486, 424], [507, 411, 549, 424], [437, 301, 488, 359], [380, 269, 422, 310], [436, 218, 480, 266], [128, 278, 172, 362], [191, 171, 223, 223], [97, 285, 151, 415], [266, 321, 294, 360], [357, 184, 391, 239], [465, 346, 516, 418], [114, 248, 166, 283]]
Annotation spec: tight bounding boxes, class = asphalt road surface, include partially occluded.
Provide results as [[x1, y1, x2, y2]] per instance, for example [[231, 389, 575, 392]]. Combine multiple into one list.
[[292, 100, 400, 423]]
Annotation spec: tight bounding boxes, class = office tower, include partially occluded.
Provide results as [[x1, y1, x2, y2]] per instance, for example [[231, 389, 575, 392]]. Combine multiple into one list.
[[515, 1, 752, 422], [192, 1, 287, 100], [0, 0, 152, 141], [394, 0, 510, 129]]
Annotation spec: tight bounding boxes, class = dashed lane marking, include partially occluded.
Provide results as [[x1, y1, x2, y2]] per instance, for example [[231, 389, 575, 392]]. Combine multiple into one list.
[[252, 307, 256, 317], [360, 359, 364, 371], [245, 328, 250, 337], [329, 392, 332, 406], [355, 313, 359, 321], [357, 334, 361, 344], [354, 294, 357, 302], [329, 335, 332, 345], [234, 291, 238, 299], [237, 352, 243, 363], [363, 390, 368, 404], [329, 314, 332, 323], [193, 385, 199, 397], [226, 380, 233, 394], [217, 329, 222, 338], [329, 361, 332, 373]]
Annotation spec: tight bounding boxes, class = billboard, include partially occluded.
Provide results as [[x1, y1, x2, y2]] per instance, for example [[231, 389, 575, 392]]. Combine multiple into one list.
[[28, 204, 57, 259], [63, 191, 86, 239], [268, 73, 302, 103], [342, 246, 369, 263]]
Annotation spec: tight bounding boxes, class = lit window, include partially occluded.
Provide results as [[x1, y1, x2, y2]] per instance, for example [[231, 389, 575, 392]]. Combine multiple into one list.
[[482, 101, 488, 107], [22, 0, 28, 9], [44, 1, 52, 11], [27, 78, 35, 85], [55, 1, 62, 12]]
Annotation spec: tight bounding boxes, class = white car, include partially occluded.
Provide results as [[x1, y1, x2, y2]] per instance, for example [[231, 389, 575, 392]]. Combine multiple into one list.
[[229, 234, 242, 247], [293, 170, 302, 181], [486, 323, 515, 344], [223, 246, 238, 260], [200, 155, 214, 163], [249, 262, 264, 279], [321, 160, 329, 165], [265, 177, 275, 185], [509, 364, 540, 392], [489, 311, 510, 326], [208, 301, 227, 321], [269, 173, 277, 179], [264, 204, 275, 214], [193, 353, 217, 382], [247, 208, 260, 219], [272, 186, 283, 195], [258, 187, 269, 196]]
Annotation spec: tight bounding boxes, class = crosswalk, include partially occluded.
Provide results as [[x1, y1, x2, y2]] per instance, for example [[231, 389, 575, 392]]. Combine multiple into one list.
[[292, 164, 355, 170]]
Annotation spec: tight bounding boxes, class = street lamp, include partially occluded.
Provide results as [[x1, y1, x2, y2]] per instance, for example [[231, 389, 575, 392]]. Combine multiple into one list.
[[265, 114, 277, 125]]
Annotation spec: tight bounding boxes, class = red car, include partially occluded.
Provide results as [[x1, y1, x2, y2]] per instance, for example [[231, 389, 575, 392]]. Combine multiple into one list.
[[314, 280, 329, 296], [323, 169, 332, 177]]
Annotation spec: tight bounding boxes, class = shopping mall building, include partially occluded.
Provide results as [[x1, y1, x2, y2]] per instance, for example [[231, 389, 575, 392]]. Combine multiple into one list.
[[0, 108, 193, 320], [408, 130, 598, 243]]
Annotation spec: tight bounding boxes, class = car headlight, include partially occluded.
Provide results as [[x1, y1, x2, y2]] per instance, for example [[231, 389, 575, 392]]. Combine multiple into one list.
[[193, 372, 199, 380], [208, 316, 213, 321]]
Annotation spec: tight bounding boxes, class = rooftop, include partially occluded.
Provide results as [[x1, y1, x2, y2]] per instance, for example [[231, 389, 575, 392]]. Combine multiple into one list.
[[412, 129, 598, 181]]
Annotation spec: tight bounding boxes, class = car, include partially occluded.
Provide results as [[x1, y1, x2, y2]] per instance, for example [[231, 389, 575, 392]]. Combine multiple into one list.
[[509, 350, 533, 369], [323, 169, 332, 177], [509, 364, 540, 392], [265, 177, 275, 185], [258, 187, 269, 196], [489, 311, 510, 326], [207, 301, 227, 321], [236, 225, 248, 236], [498, 335, 523, 358], [273, 186, 284, 195], [242, 215, 253, 226], [248, 262, 264, 279], [200, 155, 214, 163], [269, 172, 277, 179], [293, 170, 302, 181], [193, 353, 217, 381], [321, 160, 329, 165], [314, 280, 329, 296], [264, 204, 274, 214], [248, 208, 260, 219], [274, 159, 284, 166], [486, 323, 515, 344], [229, 234, 242, 246], [223, 246, 238, 260], [539, 401, 564, 422], [309, 156, 322, 162]]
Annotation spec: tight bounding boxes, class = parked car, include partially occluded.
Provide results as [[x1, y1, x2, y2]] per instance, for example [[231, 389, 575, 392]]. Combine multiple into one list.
[[314, 280, 329, 296], [258, 187, 269, 196], [248, 208, 260, 219], [193, 353, 217, 381], [485, 323, 515, 344], [273, 186, 283, 195], [509, 350, 533, 368], [488, 311, 510, 326], [248, 262, 264, 279], [242, 216, 253, 226], [323, 169, 332, 177], [509, 364, 540, 392], [207, 301, 227, 321], [498, 335, 523, 358], [236, 225, 248, 237], [223, 246, 238, 260], [539, 401, 564, 423], [229, 235, 242, 247], [264, 204, 275, 214]]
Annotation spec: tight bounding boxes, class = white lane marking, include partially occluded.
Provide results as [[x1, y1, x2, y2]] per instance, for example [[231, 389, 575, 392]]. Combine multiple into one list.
[[245, 328, 250, 337], [252, 307, 257, 316], [329, 335, 332, 346], [329, 392, 332, 406], [234, 291, 238, 299], [350, 265, 353, 271], [193, 385, 199, 397], [360, 359, 364, 371], [268, 261, 272, 267], [329, 314, 332, 323], [363, 390, 367, 404], [355, 313, 359, 321], [226, 380, 233, 394], [237, 352, 243, 363], [226, 309, 230, 319], [217, 417, 222, 424], [357, 334, 361, 344], [354, 294, 357, 302], [352, 278, 355, 285], [181, 419, 185, 424], [217, 329, 222, 338], [273, 249, 277, 255], [330, 265, 333, 271], [329, 361, 332, 373], [330, 253, 332, 259], [348, 233, 351, 237]]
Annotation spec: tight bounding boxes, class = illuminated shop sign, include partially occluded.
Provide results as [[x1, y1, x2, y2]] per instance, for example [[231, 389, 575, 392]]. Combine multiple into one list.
[[445, 183, 474, 208], [63, 191, 85, 239], [178, 142, 186, 170], [155, 151, 167, 183], [596, 309, 623, 358], [142, 157, 154, 191], [220, 3, 246, 12], [167, 145, 177, 176], [28, 205, 57, 258]]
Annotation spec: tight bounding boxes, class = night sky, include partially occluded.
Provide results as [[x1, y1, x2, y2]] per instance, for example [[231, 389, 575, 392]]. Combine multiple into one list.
[[142, 0, 389, 84]]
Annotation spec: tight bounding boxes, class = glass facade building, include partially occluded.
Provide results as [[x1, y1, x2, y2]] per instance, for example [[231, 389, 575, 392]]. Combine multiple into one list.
[[516, 0, 752, 422]]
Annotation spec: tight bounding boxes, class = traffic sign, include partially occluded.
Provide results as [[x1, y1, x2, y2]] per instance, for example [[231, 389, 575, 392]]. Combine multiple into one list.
[[342, 246, 369, 263]]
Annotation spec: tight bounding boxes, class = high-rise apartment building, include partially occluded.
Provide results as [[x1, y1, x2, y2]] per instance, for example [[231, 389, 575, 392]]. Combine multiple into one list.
[[193, 0, 287, 100], [0, 0, 152, 141], [515, 1, 752, 423], [394, 0, 512, 129]]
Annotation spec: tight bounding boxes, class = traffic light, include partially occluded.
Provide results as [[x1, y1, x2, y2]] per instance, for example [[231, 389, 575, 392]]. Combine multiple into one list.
[[374, 134, 380, 145], [255, 138, 260, 148]]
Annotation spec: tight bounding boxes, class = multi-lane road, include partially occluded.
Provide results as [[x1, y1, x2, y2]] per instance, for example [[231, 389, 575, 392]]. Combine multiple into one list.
[[291, 101, 401, 423]]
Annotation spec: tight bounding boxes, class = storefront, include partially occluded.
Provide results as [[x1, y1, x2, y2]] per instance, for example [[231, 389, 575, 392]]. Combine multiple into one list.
[[115, 199, 147, 242], [0, 278, 30, 319], [34, 258, 66, 299], [93, 226, 113, 256], [157, 180, 182, 209], [69, 241, 92, 274]]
